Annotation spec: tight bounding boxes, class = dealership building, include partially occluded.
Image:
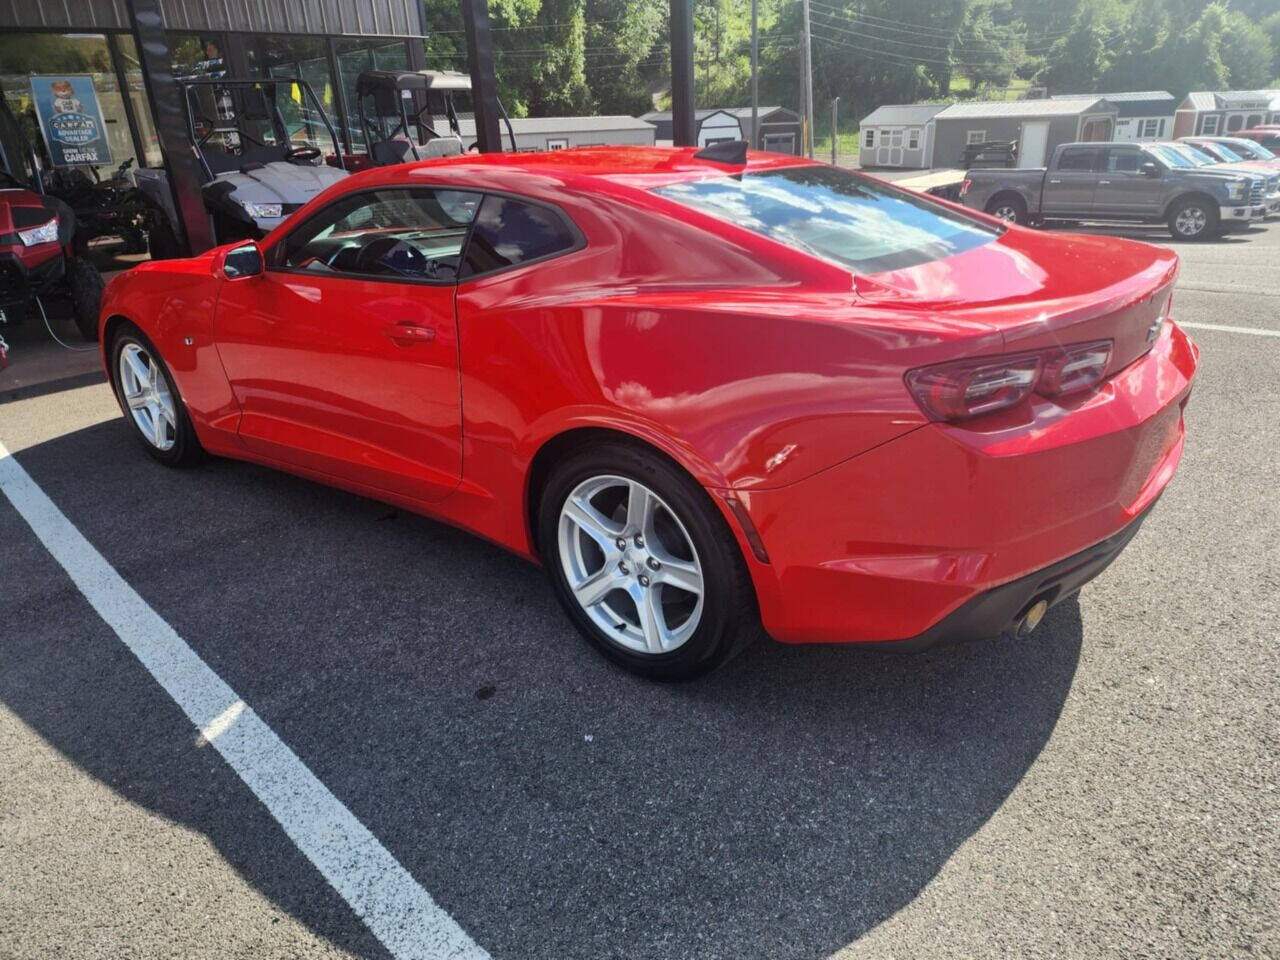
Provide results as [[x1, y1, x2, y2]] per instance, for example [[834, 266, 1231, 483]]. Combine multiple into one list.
[[0, 0, 431, 178]]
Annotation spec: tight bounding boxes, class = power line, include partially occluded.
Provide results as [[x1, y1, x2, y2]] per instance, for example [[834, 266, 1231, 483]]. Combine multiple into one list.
[[807, 0, 1092, 44]]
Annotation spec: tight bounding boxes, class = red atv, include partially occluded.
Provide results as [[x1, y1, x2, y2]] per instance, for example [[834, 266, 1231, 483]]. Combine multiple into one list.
[[0, 90, 105, 368]]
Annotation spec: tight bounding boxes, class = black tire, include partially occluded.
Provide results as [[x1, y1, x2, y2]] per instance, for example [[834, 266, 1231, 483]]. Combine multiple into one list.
[[1167, 196, 1220, 241], [66, 255, 104, 342], [147, 217, 182, 260], [985, 193, 1027, 225], [538, 442, 761, 681], [108, 323, 204, 466]]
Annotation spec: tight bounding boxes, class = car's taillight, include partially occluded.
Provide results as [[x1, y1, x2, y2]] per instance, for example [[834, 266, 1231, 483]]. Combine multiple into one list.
[[1039, 340, 1112, 397], [905, 353, 1043, 421], [905, 339, 1116, 422], [959, 178, 972, 197]]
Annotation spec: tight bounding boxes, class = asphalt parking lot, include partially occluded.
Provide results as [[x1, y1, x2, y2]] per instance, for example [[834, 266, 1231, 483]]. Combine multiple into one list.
[[2, 220, 1277, 960]]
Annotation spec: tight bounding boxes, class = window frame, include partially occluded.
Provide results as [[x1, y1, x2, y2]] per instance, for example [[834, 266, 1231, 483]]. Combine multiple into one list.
[[265, 184, 585, 287], [966, 129, 987, 145], [1201, 114, 1220, 135], [1101, 146, 1145, 174], [457, 190, 587, 281], [1057, 146, 1101, 172], [863, 128, 875, 148], [907, 127, 920, 150], [1137, 118, 1162, 139]]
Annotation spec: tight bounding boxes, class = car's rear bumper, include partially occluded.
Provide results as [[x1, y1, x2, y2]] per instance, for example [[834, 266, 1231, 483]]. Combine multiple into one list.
[[733, 320, 1199, 646], [858, 500, 1156, 650]]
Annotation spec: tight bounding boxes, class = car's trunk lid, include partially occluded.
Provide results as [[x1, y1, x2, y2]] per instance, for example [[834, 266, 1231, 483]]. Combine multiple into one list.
[[853, 228, 1179, 375]]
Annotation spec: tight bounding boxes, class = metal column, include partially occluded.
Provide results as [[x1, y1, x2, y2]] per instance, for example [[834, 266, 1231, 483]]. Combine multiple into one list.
[[750, 0, 759, 150], [670, 0, 696, 146], [125, 0, 214, 254], [462, 0, 503, 153], [801, 0, 814, 158]]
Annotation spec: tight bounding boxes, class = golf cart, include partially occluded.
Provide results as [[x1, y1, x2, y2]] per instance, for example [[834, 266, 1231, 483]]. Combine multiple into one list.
[[0, 88, 105, 348], [135, 77, 348, 256], [346, 69, 517, 169]]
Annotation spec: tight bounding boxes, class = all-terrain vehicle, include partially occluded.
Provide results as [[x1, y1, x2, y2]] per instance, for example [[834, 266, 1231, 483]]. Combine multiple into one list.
[[0, 88, 105, 348], [346, 69, 517, 169], [136, 77, 348, 256]]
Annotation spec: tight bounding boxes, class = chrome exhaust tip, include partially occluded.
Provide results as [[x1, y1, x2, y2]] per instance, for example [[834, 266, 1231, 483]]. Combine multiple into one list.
[[1016, 598, 1050, 637]]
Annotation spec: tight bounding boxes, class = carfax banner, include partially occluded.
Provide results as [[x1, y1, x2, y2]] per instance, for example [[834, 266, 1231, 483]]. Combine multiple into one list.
[[29, 75, 112, 166]]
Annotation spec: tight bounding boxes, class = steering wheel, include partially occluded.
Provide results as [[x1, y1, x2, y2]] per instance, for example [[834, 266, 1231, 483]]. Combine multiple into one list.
[[285, 145, 321, 163]]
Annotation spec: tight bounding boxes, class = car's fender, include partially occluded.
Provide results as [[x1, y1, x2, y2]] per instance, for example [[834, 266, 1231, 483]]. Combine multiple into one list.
[[98, 252, 241, 440]]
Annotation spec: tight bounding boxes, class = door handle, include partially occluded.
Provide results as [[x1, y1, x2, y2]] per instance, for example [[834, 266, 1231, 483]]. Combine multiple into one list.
[[1098, 179, 1111, 185], [383, 321, 436, 345], [1048, 178, 1062, 184]]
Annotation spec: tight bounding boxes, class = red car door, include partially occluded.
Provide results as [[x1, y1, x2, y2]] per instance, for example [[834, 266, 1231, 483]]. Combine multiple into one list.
[[213, 186, 481, 503]]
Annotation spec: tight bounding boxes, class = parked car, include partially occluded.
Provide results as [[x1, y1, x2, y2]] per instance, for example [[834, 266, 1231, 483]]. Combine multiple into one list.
[[960, 140, 1265, 239], [1181, 136, 1280, 171], [98, 146, 1198, 679], [1166, 140, 1279, 216], [1236, 129, 1280, 152]]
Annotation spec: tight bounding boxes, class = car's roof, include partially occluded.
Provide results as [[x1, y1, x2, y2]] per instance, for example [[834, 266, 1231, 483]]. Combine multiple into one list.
[[350, 145, 819, 196]]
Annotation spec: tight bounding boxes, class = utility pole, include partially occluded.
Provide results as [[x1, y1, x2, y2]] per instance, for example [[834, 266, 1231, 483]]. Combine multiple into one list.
[[671, 0, 696, 146], [830, 96, 839, 165], [801, 0, 814, 158], [750, 0, 759, 149], [462, 0, 503, 153]]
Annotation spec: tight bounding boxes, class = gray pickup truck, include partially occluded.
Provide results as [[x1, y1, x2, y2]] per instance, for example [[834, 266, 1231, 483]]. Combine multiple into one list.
[[959, 141, 1266, 240]]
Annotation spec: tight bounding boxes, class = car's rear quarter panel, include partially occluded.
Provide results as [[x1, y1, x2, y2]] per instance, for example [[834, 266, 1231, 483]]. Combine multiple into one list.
[[450, 189, 1019, 555]]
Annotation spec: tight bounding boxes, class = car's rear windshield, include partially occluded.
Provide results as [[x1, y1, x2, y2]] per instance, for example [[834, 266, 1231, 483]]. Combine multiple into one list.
[[651, 165, 999, 274]]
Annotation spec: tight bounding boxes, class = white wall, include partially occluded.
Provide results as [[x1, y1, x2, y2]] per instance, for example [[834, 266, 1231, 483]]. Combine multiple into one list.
[[698, 112, 743, 147], [1111, 115, 1173, 142]]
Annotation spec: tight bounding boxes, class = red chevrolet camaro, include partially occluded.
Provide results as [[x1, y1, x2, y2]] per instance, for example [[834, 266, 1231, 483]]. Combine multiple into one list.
[[99, 146, 1198, 679]]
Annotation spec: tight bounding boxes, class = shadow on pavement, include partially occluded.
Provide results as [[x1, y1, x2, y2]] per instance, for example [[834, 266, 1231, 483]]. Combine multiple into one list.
[[2, 418, 1086, 960]]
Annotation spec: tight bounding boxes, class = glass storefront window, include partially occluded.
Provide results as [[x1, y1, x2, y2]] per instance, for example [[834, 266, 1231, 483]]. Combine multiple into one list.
[[245, 36, 340, 153], [335, 39, 409, 152], [0, 32, 148, 181], [169, 34, 230, 80], [113, 34, 161, 167]]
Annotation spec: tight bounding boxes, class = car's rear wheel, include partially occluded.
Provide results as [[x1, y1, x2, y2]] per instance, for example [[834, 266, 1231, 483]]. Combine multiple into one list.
[[986, 194, 1027, 225], [109, 325, 203, 466], [538, 443, 759, 680], [1167, 197, 1219, 241]]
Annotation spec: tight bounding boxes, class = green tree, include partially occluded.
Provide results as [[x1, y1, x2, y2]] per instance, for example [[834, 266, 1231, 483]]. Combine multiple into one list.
[[1035, 2, 1118, 95], [1264, 12, 1280, 83], [1151, 2, 1229, 97], [1220, 9, 1275, 89]]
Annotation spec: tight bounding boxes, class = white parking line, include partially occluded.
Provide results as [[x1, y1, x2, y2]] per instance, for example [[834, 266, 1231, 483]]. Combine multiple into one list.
[[0, 440, 490, 960], [1178, 321, 1280, 337]]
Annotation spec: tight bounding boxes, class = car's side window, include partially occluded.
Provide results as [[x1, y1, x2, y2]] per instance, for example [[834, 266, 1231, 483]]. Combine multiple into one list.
[[1057, 147, 1099, 172], [275, 188, 481, 283], [1104, 149, 1144, 174], [460, 194, 580, 278]]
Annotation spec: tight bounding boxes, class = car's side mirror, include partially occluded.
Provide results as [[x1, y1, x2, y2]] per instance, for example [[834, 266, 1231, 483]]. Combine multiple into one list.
[[1141, 161, 1161, 178], [221, 242, 263, 280]]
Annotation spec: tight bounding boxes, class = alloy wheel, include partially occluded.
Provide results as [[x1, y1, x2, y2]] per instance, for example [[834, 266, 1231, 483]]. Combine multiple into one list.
[[118, 342, 177, 451], [992, 204, 1020, 223], [1175, 206, 1207, 237], [557, 474, 704, 656]]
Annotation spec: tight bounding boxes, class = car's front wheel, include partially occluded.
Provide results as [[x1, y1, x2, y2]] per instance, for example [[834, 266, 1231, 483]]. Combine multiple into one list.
[[109, 325, 203, 466], [539, 443, 760, 680], [1167, 197, 1220, 241]]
